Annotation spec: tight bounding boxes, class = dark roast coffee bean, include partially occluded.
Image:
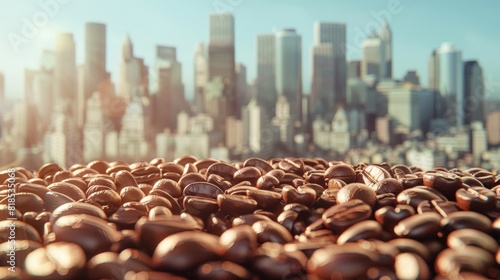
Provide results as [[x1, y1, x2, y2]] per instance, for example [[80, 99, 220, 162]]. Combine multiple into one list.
[[447, 228, 498, 254], [50, 202, 107, 224], [388, 238, 432, 263], [152, 231, 220, 273], [324, 164, 357, 184], [233, 166, 262, 185], [23, 242, 86, 280], [50, 214, 121, 258], [232, 214, 273, 227], [393, 212, 441, 239], [183, 195, 219, 218], [87, 189, 121, 216], [423, 172, 463, 200], [394, 252, 431, 280], [195, 261, 253, 280], [252, 220, 293, 244], [376, 193, 397, 208], [108, 207, 145, 230], [246, 188, 281, 210], [120, 186, 146, 203], [250, 242, 307, 280], [282, 185, 317, 207], [183, 182, 223, 199], [396, 187, 447, 209], [219, 225, 257, 264], [308, 243, 378, 280], [456, 186, 496, 212], [243, 158, 273, 173], [358, 165, 391, 187], [322, 199, 372, 233], [336, 183, 377, 209], [416, 200, 459, 217], [337, 220, 383, 244], [152, 179, 181, 198], [0, 240, 41, 269], [371, 178, 403, 195], [217, 194, 258, 216], [44, 191, 75, 212], [1, 192, 44, 214], [87, 252, 134, 280], [435, 247, 497, 279], [440, 211, 492, 234], [0, 220, 41, 243], [375, 205, 415, 232]]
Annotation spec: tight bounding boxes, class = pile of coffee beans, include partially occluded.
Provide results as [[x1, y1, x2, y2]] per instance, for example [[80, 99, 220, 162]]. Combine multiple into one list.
[[1, 156, 500, 279]]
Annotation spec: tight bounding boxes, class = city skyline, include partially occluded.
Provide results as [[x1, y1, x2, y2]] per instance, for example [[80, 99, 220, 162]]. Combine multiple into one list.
[[1, 0, 499, 101]]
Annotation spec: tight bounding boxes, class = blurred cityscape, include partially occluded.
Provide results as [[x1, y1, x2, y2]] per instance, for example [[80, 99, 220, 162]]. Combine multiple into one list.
[[1, 10, 500, 171]]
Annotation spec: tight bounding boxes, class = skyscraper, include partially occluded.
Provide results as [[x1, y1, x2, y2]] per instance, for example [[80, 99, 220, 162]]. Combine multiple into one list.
[[153, 45, 184, 132], [236, 63, 249, 108], [380, 22, 392, 79], [208, 13, 236, 117], [84, 23, 107, 100], [256, 34, 276, 113], [463, 60, 485, 125], [313, 22, 347, 105], [435, 43, 464, 127], [194, 43, 207, 113], [311, 43, 334, 117], [361, 31, 385, 81], [54, 33, 77, 113], [0, 72, 4, 105], [118, 35, 148, 102], [275, 29, 302, 122]]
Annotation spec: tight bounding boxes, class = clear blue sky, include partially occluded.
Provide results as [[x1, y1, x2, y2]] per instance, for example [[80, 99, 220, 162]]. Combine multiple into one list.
[[1, 0, 499, 101]]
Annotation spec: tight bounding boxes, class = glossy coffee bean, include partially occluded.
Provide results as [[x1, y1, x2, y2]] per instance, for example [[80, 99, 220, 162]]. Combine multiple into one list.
[[388, 238, 432, 263], [358, 165, 391, 187], [250, 242, 307, 280], [87, 189, 121, 216], [23, 242, 85, 280], [440, 211, 492, 234], [416, 200, 459, 217], [252, 220, 293, 244], [456, 186, 496, 212], [183, 182, 223, 199], [0, 220, 41, 243], [423, 172, 463, 200], [371, 178, 403, 195], [47, 182, 86, 201], [393, 212, 442, 239], [108, 207, 145, 230], [44, 191, 75, 212], [447, 228, 498, 254], [282, 185, 317, 207], [322, 199, 372, 233], [120, 186, 146, 203], [183, 196, 219, 218], [324, 164, 357, 184], [336, 220, 383, 244], [374, 205, 415, 232], [217, 194, 258, 216], [219, 225, 257, 264], [0, 192, 44, 214], [152, 231, 220, 273], [50, 202, 107, 224], [394, 252, 430, 280], [50, 214, 121, 258], [336, 183, 377, 209], [396, 187, 447, 209], [87, 252, 128, 280], [435, 247, 498, 279], [195, 261, 252, 280], [308, 243, 378, 280]]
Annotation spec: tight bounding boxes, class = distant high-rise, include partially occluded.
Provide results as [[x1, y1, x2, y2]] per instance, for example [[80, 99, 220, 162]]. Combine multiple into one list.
[[403, 70, 420, 86], [435, 43, 464, 127], [54, 33, 77, 114], [275, 29, 302, 122], [83, 92, 104, 162], [313, 22, 347, 105], [311, 43, 334, 117], [236, 63, 249, 108], [380, 22, 392, 79], [242, 98, 270, 156], [361, 31, 385, 81], [84, 23, 107, 100], [256, 34, 276, 113], [153, 45, 185, 132], [118, 35, 148, 102], [194, 43, 207, 113], [208, 13, 236, 117], [463, 60, 485, 125], [0, 72, 4, 104], [348, 60, 361, 79], [428, 50, 440, 91]]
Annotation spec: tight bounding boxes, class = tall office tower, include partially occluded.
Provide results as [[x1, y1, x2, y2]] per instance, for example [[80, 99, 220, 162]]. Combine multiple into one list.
[[313, 22, 347, 105], [272, 95, 294, 150], [119, 99, 149, 160], [208, 13, 236, 117], [463, 60, 485, 125], [0, 72, 4, 105], [236, 63, 249, 108], [242, 98, 270, 156], [380, 22, 392, 79], [428, 50, 440, 91], [487, 111, 500, 146], [437, 43, 464, 127], [331, 107, 350, 154], [256, 34, 276, 113], [311, 43, 334, 118], [84, 23, 107, 101], [348, 60, 361, 79], [54, 33, 77, 113], [275, 29, 302, 123], [153, 45, 185, 132], [44, 110, 81, 168], [361, 31, 385, 81], [194, 43, 207, 113], [118, 35, 148, 102], [83, 92, 104, 162]]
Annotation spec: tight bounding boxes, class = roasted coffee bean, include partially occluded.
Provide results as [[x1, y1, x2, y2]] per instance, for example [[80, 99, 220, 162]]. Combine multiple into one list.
[[324, 164, 357, 184], [23, 242, 86, 280], [388, 238, 431, 263], [219, 225, 257, 264], [87, 189, 121, 216], [140, 195, 173, 212], [440, 211, 492, 234], [120, 186, 146, 203], [322, 199, 372, 233], [50, 214, 121, 258], [375, 205, 415, 232], [152, 179, 181, 198], [183, 195, 219, 218], [376, 193, 397, 208], [397, 186, 447, 209], [358, 165, 392, 187], [50, 202, 107, 224], [416, 200, 460, 217], [115, 170, 139, 191], [308, 243, 378, 280], [147, 206, 172, 220], [138, 183, 153, 195], [152, 231, 220, 273], [282, 184, 317, 207], [1, 192, 44, 214], [435, 247, 498, 279], [17, 183, 49, 199], [232, 214, 273, 227], [0, 240, 41, 270], [47, 182, 86, 201], [85, 185, 114, 197], [456, 186, 496, 212], [337, 220, 383, 244], [183, 182, 224, 199], [194, 261, 252, 280], [0, 204, 21, 220], [250, 242, 307, 280], [256, 174, 280, 190], [87, 252, 128, 280], [393, 212, 442, 239], [423, 172, 463, 200], [38, 163, 64, 180], [447, 228, 498, 254], [336, 183, 377, 209], [157, 162, 184, 175], [371, 178, 403, 195], [218, 194, 258, 217], [233, 166, 262, 185], [44, 191, 75, 212], [394, 252, 431, 280], [87, 160, 110, 174], [108, 206, 145, 230], [246, 188, 282, 210], [243, 158, 273, 173], [252, 220, 293, 244]]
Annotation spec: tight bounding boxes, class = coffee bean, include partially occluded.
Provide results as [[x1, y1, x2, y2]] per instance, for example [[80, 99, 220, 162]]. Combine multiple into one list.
[[393, 212, 441, 239], [322, 199, 372, 234], [252, 220, 293, 244], [423, 172, 463, 200], [416, 200, 460, 217], [246, 188, 282, 210], [324, 164, 357, 184], [375, 205, 415, 232], [152, 231, 220, 273], [0, 240, 41, 269], [23, 242, 86, 280], [44, 191, 75, 212], [153, 179, 182, 198], [447, 228, 498, 254], [87, 252, 127, 280], [219, 225, 257, 264], [337, 220, 383, 244], [371, 178, 403, 195], [388, 238, 432, 263], [108, 206, 145, 230], [0, 192, 44, 214], [217, 194, 258, 217], [87, 189, 121, 216], [195, 261, 253, 280], [243, 158, 273, 173], [397, 187, 447, 209], [183, 195, 219, 218], [435, 247, 497, 278], [440, 211, 492, 234], [47, 182, 86, 201], [282, 185, 317, 207], [250, 242, 307, 280], [120, 186, 146, 203], [183, 182, 223, 199], [336, 183, 377, 209], [50, 202, 107, 224], [115, 170, 139, 191], [394, 252, 431, 280], [456, 186, 496, 212]]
